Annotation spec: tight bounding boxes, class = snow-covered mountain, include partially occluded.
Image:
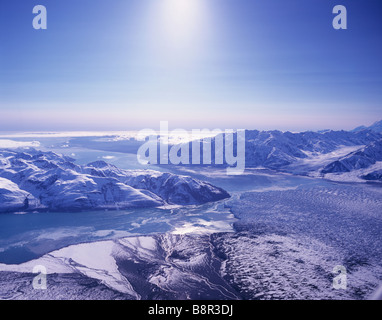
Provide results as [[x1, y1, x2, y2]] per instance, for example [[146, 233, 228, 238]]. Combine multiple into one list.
[[169, 127, 382, 182], [85, 161, 230, 205], [362, 170, 382, 181], [243, 129, 382, 182], [202, 128, 382, 171], [0, 177, 37, 213], [243, 129, 382, 169], [322, 140, 382, 174], [0, 149, 230, 213], [352, 120, 382, 133], [320, 139, 382, 181]]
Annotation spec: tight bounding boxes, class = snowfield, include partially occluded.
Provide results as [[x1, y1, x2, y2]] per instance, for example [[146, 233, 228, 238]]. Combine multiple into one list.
[[213, 232, 382, 300], [0, 140, 40, 149]]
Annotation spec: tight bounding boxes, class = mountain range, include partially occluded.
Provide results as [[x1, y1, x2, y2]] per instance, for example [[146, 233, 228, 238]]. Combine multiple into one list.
[[200, 126, 382, 181], [0, 149, 230, 213], [352, 120, 382, 133], [242, 129, 382, 170], [1, 121, 381, 214]]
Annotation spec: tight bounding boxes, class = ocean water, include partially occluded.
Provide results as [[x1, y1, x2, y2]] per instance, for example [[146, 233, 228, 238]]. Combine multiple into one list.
[[0, 198, 239, 264]]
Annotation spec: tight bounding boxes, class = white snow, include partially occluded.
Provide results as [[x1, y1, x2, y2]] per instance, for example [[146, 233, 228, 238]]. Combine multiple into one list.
[[0, 149, 228, 213], [323, 161, 382, 183], [50, 241, 139, 297], [172, 219, 235, 235], [0, 139, 40, 149], [0, 255, 74, 274], [0, 177, 23, 192], [0, 240, 140, 298], [287, 145, 363, 174]]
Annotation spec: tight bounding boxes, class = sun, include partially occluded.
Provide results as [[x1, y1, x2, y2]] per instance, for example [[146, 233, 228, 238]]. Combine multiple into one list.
[[141, 0, 210, 63], [160, 0, 204, 45]]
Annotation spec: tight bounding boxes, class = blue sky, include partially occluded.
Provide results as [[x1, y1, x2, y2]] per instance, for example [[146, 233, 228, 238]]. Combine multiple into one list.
[[0, 0, 381, 131]]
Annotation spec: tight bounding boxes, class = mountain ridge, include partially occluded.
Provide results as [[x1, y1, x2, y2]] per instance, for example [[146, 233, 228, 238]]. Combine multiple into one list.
[[0, 149, 230, 213], [351, 120, 382, 133]]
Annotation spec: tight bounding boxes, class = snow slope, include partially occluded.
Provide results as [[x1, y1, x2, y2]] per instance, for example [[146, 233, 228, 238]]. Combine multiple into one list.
[[0, 149, 230, 213], [322, 140, 382, 174], [352, 120, 382, 133], [239, 129, 381, 169], [321, 139, 382, 181], [0, 178, 39, 213], [175, 127, 382, 182], [183, 128, 382, 171], [0, 234, 240, 300]]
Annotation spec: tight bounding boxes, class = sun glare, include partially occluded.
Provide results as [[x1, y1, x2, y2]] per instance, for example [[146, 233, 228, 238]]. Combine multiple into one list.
[[163, 0, 199, 26], [160, 0, 205, 49]]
